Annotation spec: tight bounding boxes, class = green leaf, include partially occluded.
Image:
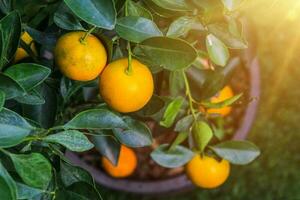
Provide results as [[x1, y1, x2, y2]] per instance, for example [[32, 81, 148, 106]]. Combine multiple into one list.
[[201, 93, 242, 109], [137, 95, 165, 117], [10, 153, 52, 189], [160, 97, 184, 128], [22, 83, 57, 129], [221, 0, 245, 11], [54, 2, 85, 31], [169, 131, 189, 150], [44, 130, 94, 152], [211, 140, 261, 165], [16, 182, 43, 200], [64, 109, 127, 130], [169, 70, 185, 96], [174, 114, 194, 132], [16, 89, 45, 105], [167, 16, 196, 38], [64, 0, 116, 30], [151, 144, 194, 168], [188, 58, 240, 100], [60, 161, 94, 187], [0, 0, 12, 14], [0, 11, 21, 68], [0, 161, 17, 200], [4, 63, 51, 91], [208, 23, 248, 49], [0, 73, 25, 99], [206, 34, 229, 67], [151, 0, 192, 11], [92, 132, 120, 166], [60, 77, 94, 103], [192, 121, 213, 152], [56, 182, 102, 200], [126, 0, 153, 20], [0, 90, 5, 111], [113, 117, 152, 147], [116, 16, 162, 43], [0, 108, 34, 148], [134, 37, 197, 71]]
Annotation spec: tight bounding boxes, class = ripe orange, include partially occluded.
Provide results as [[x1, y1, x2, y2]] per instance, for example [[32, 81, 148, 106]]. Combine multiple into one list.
[[14, 31, 37, 62], [186, 155, 230, 189], [54, 31, 107, 81], [99, 58, 154, 113], [207, 85, 234, 116], [102, 145, 137, 178]]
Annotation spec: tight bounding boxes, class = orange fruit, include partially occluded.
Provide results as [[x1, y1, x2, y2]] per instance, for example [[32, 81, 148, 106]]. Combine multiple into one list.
[[54, 31, 107, 81], [186, 155, 230, 189], [102, 145, 137, 178], [99, 58, 154, 113], [207, 85, 234, 116], [14, 31, 37, 62]]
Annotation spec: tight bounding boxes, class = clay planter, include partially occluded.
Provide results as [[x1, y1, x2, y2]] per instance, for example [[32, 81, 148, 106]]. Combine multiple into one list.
[[65, 45, 261, 195]]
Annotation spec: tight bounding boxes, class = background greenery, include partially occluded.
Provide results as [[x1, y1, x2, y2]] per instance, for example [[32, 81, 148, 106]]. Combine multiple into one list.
[[99, 0, 300, 199]]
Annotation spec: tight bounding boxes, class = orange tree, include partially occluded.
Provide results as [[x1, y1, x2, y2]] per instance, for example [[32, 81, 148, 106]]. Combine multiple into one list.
[[0, 0, 260, 199]]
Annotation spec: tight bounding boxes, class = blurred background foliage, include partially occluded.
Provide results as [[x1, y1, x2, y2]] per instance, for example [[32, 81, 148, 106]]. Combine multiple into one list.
[[100, 0, 300, 199]]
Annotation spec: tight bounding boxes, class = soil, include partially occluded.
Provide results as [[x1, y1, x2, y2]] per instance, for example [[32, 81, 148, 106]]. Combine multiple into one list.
[[79, 63, 250, 180]]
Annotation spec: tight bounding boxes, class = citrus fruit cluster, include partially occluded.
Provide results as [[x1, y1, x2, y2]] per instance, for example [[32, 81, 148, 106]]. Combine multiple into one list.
[[54, 31, 154, 113]]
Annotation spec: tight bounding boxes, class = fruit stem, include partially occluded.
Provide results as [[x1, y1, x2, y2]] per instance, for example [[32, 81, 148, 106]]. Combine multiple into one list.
[[125, 42, 133, 75], [182, 70, 197, 121], [80, 26, 96, 44]]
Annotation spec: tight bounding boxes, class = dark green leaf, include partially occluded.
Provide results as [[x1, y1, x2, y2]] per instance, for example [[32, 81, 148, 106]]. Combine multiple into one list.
[[160, 97, 184, 128], [137, 95, 165, 117], [0, 0, 12, 14], [188, 57, 240, 100], [0, 73, 25, 99], [54, 2, 85, 31], [0, 90, 5, 111], [16, 89, 45, 105], [60, 161, 94, 187], [0, 108, 34, 148], [22, 83, 57, 129], [134, 37, 197, 71], [4, 63, 51, 91], [169, 70, 185, 97], [211, 140, 261, 165], [151, 0, 192, 11], [192, 121, 213, 152], [116, 16, 162, 43], [151, 144, 194, 168], [0, 161, 17, 200], [64, 0, 116, 30], [57, 182, 102, 200], [169, 131, 189, 150], [113, 117, 152, 147], [60, 77, 95, 103], [206, 34, 229, 66], [0, 11, 21, 68], [167, 16, 196, 38], [174, 114, 194, 132], [16, 182, 43, 200], [92, 132, 120, 166], [10, 153, 52, 189], [44, 130, 94, 152], [126, 0, 153, 20], [64, 109, 127, 130], [208, 23, 248, 49]]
